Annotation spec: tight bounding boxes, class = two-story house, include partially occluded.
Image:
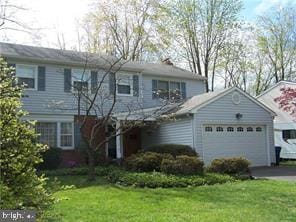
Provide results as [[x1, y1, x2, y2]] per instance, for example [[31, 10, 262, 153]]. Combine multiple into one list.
[[1, 42, 277, 166]]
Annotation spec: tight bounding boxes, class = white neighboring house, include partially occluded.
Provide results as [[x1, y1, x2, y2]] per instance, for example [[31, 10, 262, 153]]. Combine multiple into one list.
[[257, 81, 296, 159]]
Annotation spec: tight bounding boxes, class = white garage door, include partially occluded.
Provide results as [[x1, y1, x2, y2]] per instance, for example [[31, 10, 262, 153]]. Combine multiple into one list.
[[203, 125, 267, 166]]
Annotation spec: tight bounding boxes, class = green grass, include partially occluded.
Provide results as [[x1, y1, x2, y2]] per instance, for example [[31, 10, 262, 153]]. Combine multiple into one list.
[[47, 176, 296, 222], [280, 160, 296, 167]]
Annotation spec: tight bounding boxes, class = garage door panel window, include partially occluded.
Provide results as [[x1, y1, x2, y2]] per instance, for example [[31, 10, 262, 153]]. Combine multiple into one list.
[[216, 127, 224, 132], [256, 127, 262, 132], [205, 126, 213, 132], [237, 127, 244, 132], [227, 127, 234, 132], [247, 127, 253, 132]]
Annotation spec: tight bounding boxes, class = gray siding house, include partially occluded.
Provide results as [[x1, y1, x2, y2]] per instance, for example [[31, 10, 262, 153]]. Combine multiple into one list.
[[1, 42, 276, 166]]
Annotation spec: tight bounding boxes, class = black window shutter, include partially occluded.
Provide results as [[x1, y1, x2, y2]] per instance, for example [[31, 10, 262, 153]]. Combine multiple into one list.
[[181, 82, 186, 99], [133, 75, 139, 97], [109, 72, 116, 95], [38, 66, 46, 91], [91, 71, 98, 94], [152, 79, 158, 99], [64, 68, 71, 92], [74, 122, 81, 149]]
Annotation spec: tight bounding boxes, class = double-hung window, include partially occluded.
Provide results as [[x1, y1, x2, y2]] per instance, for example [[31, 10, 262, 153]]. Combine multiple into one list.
[[36, 122, 57, 147], [16, 64, 37, 89], [72, 69, 90, 92], [158, 80, 169, 99], [60, 122, 73, 148], [35, 122, 73, 149], [153, 80, 185, 101], [117, 74, 133, 95], [169, 81, 181, 100]]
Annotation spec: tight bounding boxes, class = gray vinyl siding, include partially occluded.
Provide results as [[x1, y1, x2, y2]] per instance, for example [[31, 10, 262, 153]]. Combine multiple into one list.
[[193, 90, 275, 165], [142, 75, 205, 108], [9, 60, 205, 115], [9, 61, 143, 115], [141, 118, 193, 148]]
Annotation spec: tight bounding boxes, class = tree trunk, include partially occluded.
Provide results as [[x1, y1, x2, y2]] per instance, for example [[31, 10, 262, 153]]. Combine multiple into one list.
[[86, 144, 96, 181]]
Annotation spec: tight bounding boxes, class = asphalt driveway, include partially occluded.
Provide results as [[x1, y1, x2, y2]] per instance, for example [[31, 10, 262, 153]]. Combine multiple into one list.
[[251, 166, 296, 181]]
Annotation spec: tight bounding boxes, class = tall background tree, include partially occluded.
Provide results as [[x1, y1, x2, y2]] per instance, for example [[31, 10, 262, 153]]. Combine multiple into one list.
[[82, 0, 162, 61], [257, 6, 296, 84], [157, 0, 243, 91]]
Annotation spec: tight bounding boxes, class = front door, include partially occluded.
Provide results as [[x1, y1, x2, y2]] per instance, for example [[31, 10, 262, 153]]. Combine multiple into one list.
[[123, 127, 141, 158]]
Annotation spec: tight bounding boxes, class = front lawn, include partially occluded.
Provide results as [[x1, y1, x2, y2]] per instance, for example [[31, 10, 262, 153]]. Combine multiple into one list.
[[48, 176, 296, 222], [280, 160, 296, 167]]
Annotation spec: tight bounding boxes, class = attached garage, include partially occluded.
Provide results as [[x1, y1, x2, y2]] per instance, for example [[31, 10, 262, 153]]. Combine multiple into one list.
[[141, 87, 276, 166], [203, 125, 267, 166]]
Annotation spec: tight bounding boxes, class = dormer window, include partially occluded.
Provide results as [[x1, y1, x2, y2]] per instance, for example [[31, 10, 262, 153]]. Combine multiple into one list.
[[72, 69, 90, 92], [16, 64, 37, 89]]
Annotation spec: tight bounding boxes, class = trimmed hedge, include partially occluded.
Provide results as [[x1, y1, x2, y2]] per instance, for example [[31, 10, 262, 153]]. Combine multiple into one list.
[[107, 171, 236, 188], [161, 155, 204, 175], [38, 147, 62, 170], [124, 152, 173, 172], [208, 157, 250, 175], [144, 144, 198, 157], [42, 166, 242, 188]]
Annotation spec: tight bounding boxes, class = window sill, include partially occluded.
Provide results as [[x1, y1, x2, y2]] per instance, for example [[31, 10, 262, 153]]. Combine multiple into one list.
[[59, 146, 75, 150], [116, 93, 134, 97]]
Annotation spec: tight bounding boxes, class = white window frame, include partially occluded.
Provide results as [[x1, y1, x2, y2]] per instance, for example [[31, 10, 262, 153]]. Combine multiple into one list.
[[16, 64, 38, 90], [57, 122, 74, 150], [71, 69, 91, 93], [36, 122, 57, 147], [116, 73, 133, 96]]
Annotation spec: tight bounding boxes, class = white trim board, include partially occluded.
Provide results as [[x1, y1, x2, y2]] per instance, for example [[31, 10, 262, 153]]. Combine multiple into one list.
[[22, 114, 74, 122]]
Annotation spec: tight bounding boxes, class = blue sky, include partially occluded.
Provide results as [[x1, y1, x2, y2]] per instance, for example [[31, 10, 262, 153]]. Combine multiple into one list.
[[241, 0, 296, 21], [241, 0, 263, 21]]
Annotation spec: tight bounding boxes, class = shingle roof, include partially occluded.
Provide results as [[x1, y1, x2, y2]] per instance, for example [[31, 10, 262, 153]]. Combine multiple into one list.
[[0, 42, 206, 80], [175, 88, 229, 115], [174, 87, 276, 116]]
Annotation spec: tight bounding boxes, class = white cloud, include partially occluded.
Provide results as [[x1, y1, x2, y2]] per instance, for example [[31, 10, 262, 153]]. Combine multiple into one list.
[[254, 0, 296, 15]]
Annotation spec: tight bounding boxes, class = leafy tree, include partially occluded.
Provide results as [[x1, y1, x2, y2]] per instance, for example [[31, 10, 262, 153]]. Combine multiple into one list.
[[274, 86, 296, 119], [257, 6, 296, 83], [158, 0, 242, 91], [83, 0, 161, 61], [0, 58, 53, 214]]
